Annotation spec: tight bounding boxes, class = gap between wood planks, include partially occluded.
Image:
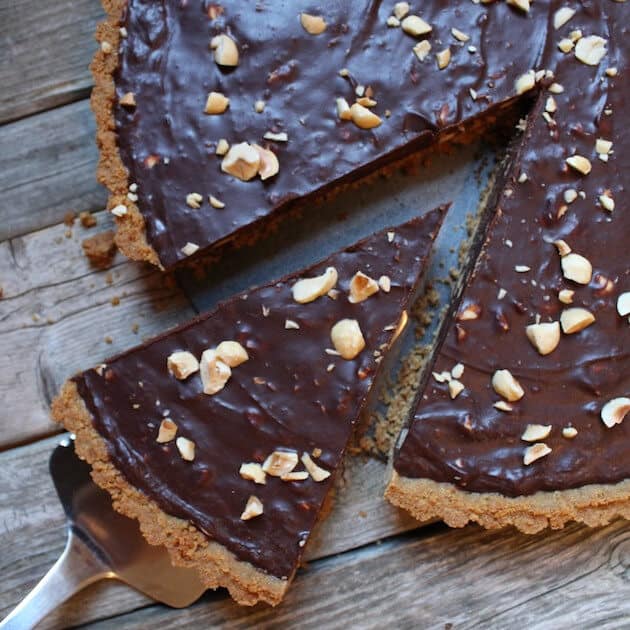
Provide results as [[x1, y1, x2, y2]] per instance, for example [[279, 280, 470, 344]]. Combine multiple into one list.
[[0, 0, 104, 125]]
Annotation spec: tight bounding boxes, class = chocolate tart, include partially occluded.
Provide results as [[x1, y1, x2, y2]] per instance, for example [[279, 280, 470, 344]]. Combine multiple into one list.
[[52, 209, 444, 605], [387, 2, 630, 532], [91, 0, 545, 269]]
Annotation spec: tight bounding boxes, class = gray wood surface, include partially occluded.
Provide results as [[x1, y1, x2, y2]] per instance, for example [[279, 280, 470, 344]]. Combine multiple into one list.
[[75, 519, 630, 630], [0, 100, 105, 241], [0, 0, 103, 124]]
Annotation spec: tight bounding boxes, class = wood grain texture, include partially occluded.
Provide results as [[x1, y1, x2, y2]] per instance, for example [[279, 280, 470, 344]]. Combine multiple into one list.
[[0, 100, 106, 241], [0, 210, 194, 448], [0, 0, 103, 124], [82, 519, 630, 629], [0, 436, 417, 628]]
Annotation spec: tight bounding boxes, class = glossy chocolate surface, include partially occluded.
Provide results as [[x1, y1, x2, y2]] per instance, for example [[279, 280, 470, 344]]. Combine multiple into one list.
[[114, 0, 544, 268], [395, 2, 630, 495], [74, 210, 443, 578]]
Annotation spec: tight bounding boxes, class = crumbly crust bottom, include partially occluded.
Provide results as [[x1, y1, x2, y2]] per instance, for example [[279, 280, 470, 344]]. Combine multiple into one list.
[[51, 381, 289, 606], [385, 470, 630, 534]]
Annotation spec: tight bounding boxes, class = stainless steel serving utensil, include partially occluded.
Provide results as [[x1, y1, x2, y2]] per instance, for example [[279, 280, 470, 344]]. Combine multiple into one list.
[[1, 436, 206, 630]]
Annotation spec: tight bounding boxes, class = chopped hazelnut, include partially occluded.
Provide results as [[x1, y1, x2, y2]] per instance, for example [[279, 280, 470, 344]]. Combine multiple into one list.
[[239, 463, 266, 484], [215, 340, 249, 367], [378, 275, 391, 293], [553, 6, 576, 29], [181, 242, 200, 257], [221, 142, 261, 181], [240, 495, 263, 520], [199, 349, 232, 394], [349, 271, 379, 303], [492, 369, 525, 402], [263, 450, 298, 476], [176, 437, 196, 461], [562, 426, 578, 439], [553, 239, 572, 257], [119, 92, 136, 107], [507, 0, 530, 13], [393, 2, 410, 19], [526, 321, 561, 355], [216, 138, 230, 156], [204, 91, 230, 115], [561, 253, 593, 285], [401, 15, 432, 37], [599, 193, 615, 212], [494, 401, 513, 412], [209, 195, 225, 209], [285, 319, 300, 330], [451, 363, 465, 379], [432, 371, 452, 384], [558, 289, 574, 304], [252, 144, 279, 180], [451, 27, 470, 42], [349, 103, 382, 129], [601, 397, 630, 428], [300, 13, 327, 35], [436, 48, 451, 70], [595, 138, 613, 155], [515, 70, 536, 95], [521, 424, 552, 442], [560, 307, 596, 334], [156, 418, 178, 443], [413, 40, 432, 62], [282, 471, 310, 481], [301, 452, 331, 481], [457, 303, 481, 321], [448, 379, 465, 399], [167, 350, 200, 379], [523, 443, 551, 465], [210, 34, 239, 67], [330, 319, 366, 360], [617, 292, 630, 317], [292, 266, 338, 303], [336, 97, 352, 120], [111, 204, 128, 217], [574, 35, 607, 66], [186, 192, 203, 209], [264, 131, 288, 142], [387, 16, 400, 27], [558, 38, 575, 54]]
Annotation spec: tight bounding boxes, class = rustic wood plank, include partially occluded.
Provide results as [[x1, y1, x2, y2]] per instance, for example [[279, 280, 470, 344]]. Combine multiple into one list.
[[0, 436, 417, 628], [83, 519, 630, 629], [0, 99, 106, 241], [0, 0, 103, 124], [0, 210, 195, 448]]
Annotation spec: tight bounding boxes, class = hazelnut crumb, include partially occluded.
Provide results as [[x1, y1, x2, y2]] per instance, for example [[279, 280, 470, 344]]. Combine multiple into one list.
[[157, 418, 178, 443], [240, 495, 263, 520]]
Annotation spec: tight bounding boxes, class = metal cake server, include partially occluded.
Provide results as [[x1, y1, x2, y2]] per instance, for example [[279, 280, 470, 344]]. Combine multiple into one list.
[[1, 436, 206, 630]]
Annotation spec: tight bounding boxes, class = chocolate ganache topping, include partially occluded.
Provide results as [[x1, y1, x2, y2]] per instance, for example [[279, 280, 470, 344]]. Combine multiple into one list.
[[74, 210, 443, 578], [394, 1, 630, 496], [111, 0, 546, 268]]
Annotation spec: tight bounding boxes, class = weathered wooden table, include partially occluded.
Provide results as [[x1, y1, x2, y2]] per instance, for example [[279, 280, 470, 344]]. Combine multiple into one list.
[[2, 2, 630, 628]]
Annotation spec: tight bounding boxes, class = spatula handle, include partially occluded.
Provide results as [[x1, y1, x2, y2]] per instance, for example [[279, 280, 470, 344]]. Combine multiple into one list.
[[0, 529, 110, 630]]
